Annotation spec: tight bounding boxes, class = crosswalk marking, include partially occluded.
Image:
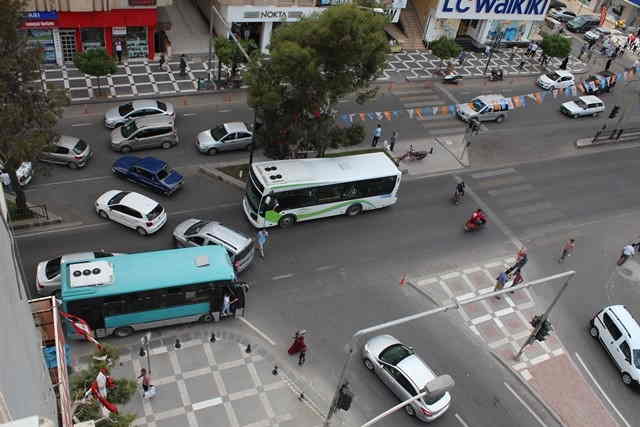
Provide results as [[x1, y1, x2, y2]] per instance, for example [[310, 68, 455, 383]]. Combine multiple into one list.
[[475, 175, 526, 189], [429, 128, 467, 135], [493, 192, 542, 205], [398, 94, 441, 102], [393, 89, 436, 96], [487, 184, 534, 197], [505, 201, 554, 216], [471, 168, 516, 179]]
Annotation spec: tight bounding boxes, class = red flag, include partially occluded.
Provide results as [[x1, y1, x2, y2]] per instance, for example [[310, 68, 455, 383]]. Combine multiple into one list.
[[60, 312, 101, 348], [599, 6, 607, 26], [90, 381, 118, 414]]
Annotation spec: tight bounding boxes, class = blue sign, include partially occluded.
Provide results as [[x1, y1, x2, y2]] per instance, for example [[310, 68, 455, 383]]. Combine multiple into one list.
[[23, 11, 59, 21], [435, 0, 549, 21]]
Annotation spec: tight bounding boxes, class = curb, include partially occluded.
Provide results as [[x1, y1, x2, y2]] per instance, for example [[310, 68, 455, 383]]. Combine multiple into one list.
[[489, 350, 567, 427], [69, 86, 249, 106], [198, 164, 245, 190], [576, 131, 640, 147], [10, 214, 63, 230]]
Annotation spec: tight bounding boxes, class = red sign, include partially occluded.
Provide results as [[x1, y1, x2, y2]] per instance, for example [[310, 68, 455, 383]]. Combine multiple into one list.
[[600, 6, 607, 26], [23, 20, 56, 28]]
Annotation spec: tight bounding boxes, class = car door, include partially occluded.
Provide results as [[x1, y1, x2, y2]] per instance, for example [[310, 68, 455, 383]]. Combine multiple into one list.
[[108, 205, 128, 226], [615, 339, 633, 374], [134, 167, 156, 190], [236, 131, 253, 149], [132, 128, 154, 149], [220, 132, 238, 151], [120, 205, 143, 229], [598, 312, 623, 359], [382, 365, 414, 402]]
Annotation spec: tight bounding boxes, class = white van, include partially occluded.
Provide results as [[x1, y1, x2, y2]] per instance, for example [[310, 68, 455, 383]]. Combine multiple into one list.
[[590, 305, 640, 386], [456, 94, 510, 123]]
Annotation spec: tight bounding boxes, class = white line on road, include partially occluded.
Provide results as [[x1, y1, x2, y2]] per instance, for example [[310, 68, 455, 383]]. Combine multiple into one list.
[[272, 274, 294, 280], [218, 109, 232, 112], [454, 413, 470, 427], [16, 222, 108, 238], [182, 113, 197, 117], [25, 175, 113, 189], [574, 352, 631, 427], [503, 381, 548, 427], [71, 123, 93, 127], [239, 317, 276, 346], [314, 265, 337, 271], [471, 168, 516, 179]]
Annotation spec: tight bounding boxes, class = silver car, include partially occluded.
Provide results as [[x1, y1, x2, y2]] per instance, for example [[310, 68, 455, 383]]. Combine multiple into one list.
[[104, 99, 175, 128], [39, 135, 92, 169], [110, 116, 178, 153], [196, 122, 253, 155], [0, 159, 33, 186], [173, 218, 255, 272], [36, 251, 121, 296], [362, 335, 451, 422]]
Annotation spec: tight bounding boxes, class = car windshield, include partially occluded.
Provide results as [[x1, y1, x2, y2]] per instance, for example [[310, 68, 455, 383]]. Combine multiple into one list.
[[546, 72, 561, 81], [108, 191, 129, 205], [121, 120, 138, 138], [571, 16, 586, 24], [157, 101, 167, 111], [596, 27, 609, 34], [45, 257, 62, 280], [147, 204, 164, 220], [634, 350, 640, 369], [380, 344, 414, 365], [423, 391, 447, 406], [73, 139, 88, 154], [186, 220, 207, 235], [157, 166, 169, 180], [471, 99, 487, 112], [118, 103, 134, 116], [210, 125, 228, 141], [574, 99, 587, 109]]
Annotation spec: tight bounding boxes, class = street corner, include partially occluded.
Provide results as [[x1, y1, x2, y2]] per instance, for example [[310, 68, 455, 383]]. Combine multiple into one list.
[[396, 136, 467, 178], [74, 327, 324, 427]]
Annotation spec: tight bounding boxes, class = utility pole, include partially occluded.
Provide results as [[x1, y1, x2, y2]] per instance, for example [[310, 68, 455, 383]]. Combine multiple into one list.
[[484, 31, 504, 75], [323, 270, 575, 426]]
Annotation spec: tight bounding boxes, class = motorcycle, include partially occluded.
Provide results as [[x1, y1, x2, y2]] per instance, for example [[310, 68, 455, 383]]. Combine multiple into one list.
[[397, 145, 433, 162], [464, 218, 486, 232], [443, 72, 463, 85], [488, 68, 503, 81]]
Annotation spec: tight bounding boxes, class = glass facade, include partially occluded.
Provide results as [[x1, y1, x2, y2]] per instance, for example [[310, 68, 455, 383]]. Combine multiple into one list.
[[487, 20, 530, 42], [125, 26, 148, 58], [81, 28, 105, 50], [24, 29, 56, 64]]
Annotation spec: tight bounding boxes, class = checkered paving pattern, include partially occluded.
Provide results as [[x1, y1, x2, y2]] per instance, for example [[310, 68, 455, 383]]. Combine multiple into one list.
[[415, 257, 565, 382], [76, 329, 323, 427]]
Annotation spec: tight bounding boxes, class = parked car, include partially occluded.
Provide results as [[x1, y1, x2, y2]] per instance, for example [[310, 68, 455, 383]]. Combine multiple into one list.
[[560, 95, 605, 118], [567, 15, 600, 33], [0, 159, 33, 186], [362, 335, 451, 422], [173, 219, 255, 272], [95, 190, 167, 236], [584, 26, 611, 42], [582, 70, 616, 95], [548, 8, 576, 23], [549, 0, 567, 9], [536, 70, 575, 90], [36, 251, 122, 296], [39, 135, 92, 169], [456, 94, 510, 123], [112, 156, 183, 196], [104, 99, 175, 128], [110, 116, 178, 153], [196, 122, 253, 155], [590, 305, 640, 386]]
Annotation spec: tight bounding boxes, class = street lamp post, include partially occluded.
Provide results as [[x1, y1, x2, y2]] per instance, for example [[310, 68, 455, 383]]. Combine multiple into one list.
[[208, 7, 214, 82]]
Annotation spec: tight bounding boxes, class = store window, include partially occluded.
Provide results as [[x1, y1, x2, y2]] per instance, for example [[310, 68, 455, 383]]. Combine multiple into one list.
[[81, 28, 105, 51], [24, 29, 56, 64], [487, 21, 529, 42], [125, 27, 148, 58]]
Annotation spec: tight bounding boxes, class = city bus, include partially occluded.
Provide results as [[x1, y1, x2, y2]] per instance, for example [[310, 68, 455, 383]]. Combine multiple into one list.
[[243, 152, 402, 228], [60, 246, 247, 338]]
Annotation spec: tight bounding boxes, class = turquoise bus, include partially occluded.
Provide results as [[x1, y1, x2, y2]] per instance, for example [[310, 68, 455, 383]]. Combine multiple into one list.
[[60, 246, 247, 338]]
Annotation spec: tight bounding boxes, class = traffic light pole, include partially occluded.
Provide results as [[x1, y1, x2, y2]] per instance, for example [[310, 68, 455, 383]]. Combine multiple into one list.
[[515, 277, 571, 361], [322, 270, 575, 426]]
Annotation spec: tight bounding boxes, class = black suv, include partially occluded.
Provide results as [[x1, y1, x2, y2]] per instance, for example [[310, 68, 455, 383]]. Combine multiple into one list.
[[567, 15, 600, 33]]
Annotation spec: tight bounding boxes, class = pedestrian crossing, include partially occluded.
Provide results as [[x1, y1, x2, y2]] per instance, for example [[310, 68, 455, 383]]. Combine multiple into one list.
[[390, 82, 467, 137]]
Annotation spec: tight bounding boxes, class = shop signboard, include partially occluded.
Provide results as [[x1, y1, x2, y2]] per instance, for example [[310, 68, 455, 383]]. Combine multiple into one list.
[[23, 11, 59, 20], [229, 6, 322, 22], [435, 0, 550, 21], [112, 26, 127, 35]]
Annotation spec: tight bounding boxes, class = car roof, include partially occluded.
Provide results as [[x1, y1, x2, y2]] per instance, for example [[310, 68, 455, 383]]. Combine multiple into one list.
[[475, 94, 506, 102], [60, 252, 96, 263], [579, 95, 603, 103], [554, 70, 574, 77], [137, 157, 167, 172], [202, 222, 251, 248], [134, 115, 174, 128], [54, 135, 81, 148], [121, 192, 159, 213], [131, 99, 159, 109], [396, 354, 436, 390], [605, 305, 640, 343], [223, 122, 250, 134]]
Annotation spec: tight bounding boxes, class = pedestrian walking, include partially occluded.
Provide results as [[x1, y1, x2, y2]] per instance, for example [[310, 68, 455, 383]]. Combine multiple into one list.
[[484, 45, 491, 57], [288, 330, 307, 355], [510, 270, 523, 294], [560, 56, 569, 70], [617, 244, 635, 266], [256, 228, 269, 258], [243, 26, 251, 41], [179, 54, 187, 77], [1, 172, 12, 194], [518, 59, 526, 71], [165, 40, 173, 60], [138, 368, 155, 399], [220, 293, 238, 318], [526, 41, 534, 56], [494, 271, 508, 299], [458, 51, 467, 66], [510, 47, 517, 62], [371, 124, 382, 147], [529, 42, 538, 57], [558, 238, 576, 263], [298, 349, 306, 366], [159, 54, 166, 70], [578, 43, 587, 60], [389, 131, 398, 152], [114, 40, 123, 63], [506, 247, 528, 275], [605, 58, 613, 71]]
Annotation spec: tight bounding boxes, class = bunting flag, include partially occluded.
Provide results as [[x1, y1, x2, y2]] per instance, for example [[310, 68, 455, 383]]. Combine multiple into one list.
[[448, 105, 457, 115], [384, 111, 392, 121], [527, 92, 543, 104], [415, 108, 423, 119], [512, 96, 522, 108], [359, 113, 366, 121], [392, 111, 399, 120], [617, 71, 624, 82], [519, 95, 527, 107], [406, 109, 414, 119], [60, 312, 102, 349], [340, 114, 350, 124], [577, 82, 585, 94], [438, 105, 449, 115], [375, 112, 383, 120], [432, 106, 439, 116], [539, 91, 547, 102], [422, 107, 432, 117], [367, 112, 376, 121], [552, 88, 559, 98], [349, 113, 355, 123]]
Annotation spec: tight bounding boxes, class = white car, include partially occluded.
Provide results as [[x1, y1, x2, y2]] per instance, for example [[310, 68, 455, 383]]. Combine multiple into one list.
[[560, 95, 605, 118], [0, 160, 33, 186], [36, 251, 122, 296], [536, 70, 575, 90], [104, 100, 175, 129], [548, 8, 576, 23], [196, 122, 253, 155], [584, 26, 611, 42], [95, 190, 167, 236]]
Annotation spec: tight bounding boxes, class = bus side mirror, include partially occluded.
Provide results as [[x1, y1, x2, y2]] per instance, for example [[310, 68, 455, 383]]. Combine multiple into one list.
[[264, 196, 272, 206]]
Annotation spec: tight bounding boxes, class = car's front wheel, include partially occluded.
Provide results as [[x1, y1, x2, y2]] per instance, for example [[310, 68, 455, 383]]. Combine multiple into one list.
[[120, 146, 132, 154], [98, 210, 108, 219], [622, 372, 634, 386], [208, 148, 218, 156], [363, 358, 375, 371], [68, 162, 78, 169]]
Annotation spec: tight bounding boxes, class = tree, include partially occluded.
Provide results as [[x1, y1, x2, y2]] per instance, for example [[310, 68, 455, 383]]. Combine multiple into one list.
[[541, 34, 572, 59], [430, 37, 462, 69], [244, 4, 389, 158], [0, 0, 68, 213], [214, 36, 257, 83], [73, 48, 117, 95]]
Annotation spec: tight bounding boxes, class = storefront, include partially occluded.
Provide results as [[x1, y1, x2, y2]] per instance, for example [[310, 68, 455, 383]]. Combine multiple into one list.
[[21, 9, 157, 66], [606, 0, 640, 26], [419, 0, 548, 45]]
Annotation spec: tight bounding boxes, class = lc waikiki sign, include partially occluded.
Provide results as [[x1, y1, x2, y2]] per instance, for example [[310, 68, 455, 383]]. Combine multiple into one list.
[[435, 0, 550, 21]]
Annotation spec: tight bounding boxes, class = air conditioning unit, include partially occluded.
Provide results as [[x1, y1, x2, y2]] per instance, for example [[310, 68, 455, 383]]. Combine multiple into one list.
[[69, 261, 114, 288]]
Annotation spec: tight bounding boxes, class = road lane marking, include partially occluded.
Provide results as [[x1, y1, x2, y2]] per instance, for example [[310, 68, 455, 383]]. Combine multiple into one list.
[[272, 274, 294, 280], [574, 352, 631, 427], [15, 222, 108, 238], [314, 265, 337, 271], [71, 123, 93, 127], [239, 317, 276, 346], [505, 202, 554, 216], [218, 109, 232, 112], [25, 175, 113, 189], [488, 184, 534, 197], [454, 413, 470, 427], [471, 168, 516, 179], [503, 381, 548, 427], [183, 113, 197, 117]]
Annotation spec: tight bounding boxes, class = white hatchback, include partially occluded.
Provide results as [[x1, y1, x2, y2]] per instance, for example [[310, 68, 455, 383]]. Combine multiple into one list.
[[537, 70, 575, 90], [560, 95, 605, 118], [95, 190, 167, 236]]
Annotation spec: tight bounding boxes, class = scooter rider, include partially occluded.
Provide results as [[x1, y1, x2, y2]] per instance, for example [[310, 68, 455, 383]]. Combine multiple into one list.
[[471, 208, 486, 225]]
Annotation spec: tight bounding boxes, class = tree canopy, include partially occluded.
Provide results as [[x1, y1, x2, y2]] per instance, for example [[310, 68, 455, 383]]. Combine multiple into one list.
[[0, 0, 68, 212], [244, 4, 389, 158], [214, 36, 257, 81], [541, 34, 572, 59], [73, 48, 117, 95], [430, 37, 462, 61]]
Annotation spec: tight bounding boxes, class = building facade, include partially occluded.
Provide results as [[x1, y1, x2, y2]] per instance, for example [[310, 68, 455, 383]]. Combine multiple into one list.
[[21, 0, 173, 66]]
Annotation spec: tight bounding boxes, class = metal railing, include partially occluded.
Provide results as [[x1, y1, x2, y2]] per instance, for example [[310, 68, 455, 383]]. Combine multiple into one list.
[[10, 203, 48, 221]]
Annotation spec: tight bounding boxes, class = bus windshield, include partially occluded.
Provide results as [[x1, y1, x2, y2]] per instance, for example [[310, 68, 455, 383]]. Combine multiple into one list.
[[245, 176, 263, 212]]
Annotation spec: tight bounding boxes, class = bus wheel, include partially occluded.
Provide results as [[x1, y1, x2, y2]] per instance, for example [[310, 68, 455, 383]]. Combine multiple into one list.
[[113, 326, 134, 338], [200, 313, 214, 322], [346, 204, 362, 217], [279, 215, 296, 228]]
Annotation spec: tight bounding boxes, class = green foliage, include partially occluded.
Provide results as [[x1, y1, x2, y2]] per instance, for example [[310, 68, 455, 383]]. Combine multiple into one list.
[[430, 37, 462, 61], [345, 124, 366, 146], [0, 0, 68, 212], [214, 37, 257, 80], [74, 402, 136, 427], [73, 48, 117, 94], [541, 34, 572, 59], [245, 4, 389, 157]]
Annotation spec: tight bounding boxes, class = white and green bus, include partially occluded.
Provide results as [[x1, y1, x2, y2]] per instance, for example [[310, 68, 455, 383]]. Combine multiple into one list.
[[243, 152, 402, 228]]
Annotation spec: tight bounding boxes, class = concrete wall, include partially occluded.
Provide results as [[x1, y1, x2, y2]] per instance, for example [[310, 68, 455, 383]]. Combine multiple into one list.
[[0, 217, 57, 423]]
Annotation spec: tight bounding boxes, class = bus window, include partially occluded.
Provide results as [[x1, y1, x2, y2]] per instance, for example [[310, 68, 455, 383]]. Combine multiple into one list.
[[342, 184, 361, 200], [315, 185, 341, 204], [162, 287, 185, 307], [104, 298, 126, 316]]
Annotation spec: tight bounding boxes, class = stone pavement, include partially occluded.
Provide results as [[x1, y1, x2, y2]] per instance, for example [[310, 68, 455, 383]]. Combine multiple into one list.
[[74, 324, 325, 427], [412, 256, 619, 427]]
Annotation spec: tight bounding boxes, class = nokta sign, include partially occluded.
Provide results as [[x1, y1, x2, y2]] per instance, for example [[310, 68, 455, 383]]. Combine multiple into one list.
[[435, 0, 550, 21]]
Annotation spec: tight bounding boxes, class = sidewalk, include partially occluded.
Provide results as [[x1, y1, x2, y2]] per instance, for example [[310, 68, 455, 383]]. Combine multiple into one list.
[[73, 322, 326, 427], [412, 257, 619, 427]]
